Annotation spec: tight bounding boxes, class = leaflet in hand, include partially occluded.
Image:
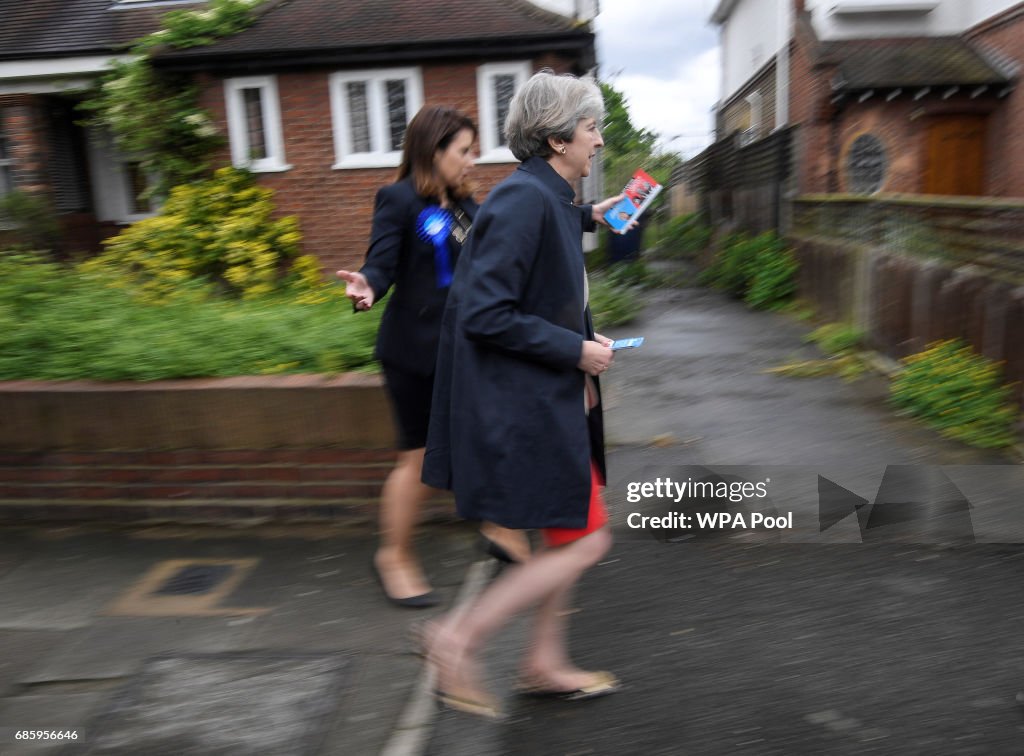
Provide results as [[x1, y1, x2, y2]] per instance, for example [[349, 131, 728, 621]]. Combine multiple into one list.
[[603, 169, 662, 234], [611, 337, 644, 351]]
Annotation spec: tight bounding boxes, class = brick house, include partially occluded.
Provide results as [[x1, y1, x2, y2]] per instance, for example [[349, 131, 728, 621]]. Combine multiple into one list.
[[701, 0, 1024, 404], [0, 0, 598, 271], [710, 0, 1023, 199]]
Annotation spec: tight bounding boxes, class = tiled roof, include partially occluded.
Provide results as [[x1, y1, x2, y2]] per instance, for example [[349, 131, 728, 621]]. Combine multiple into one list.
[[154, 0, 588, 64], [0, 0, 206, 60], [826, 36, 1012, 91]]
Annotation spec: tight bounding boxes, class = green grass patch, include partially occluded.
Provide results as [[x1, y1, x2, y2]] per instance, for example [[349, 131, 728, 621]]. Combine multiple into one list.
[[0, 253, 380, 381]]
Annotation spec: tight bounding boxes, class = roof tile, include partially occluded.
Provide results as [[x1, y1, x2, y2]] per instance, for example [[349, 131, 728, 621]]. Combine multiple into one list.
[[829, 36, 1012, 90], [0, 0, 206, 60]]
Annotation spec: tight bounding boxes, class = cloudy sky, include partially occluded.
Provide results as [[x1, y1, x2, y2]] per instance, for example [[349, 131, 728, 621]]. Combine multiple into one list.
[[594, 0, 722, 155]]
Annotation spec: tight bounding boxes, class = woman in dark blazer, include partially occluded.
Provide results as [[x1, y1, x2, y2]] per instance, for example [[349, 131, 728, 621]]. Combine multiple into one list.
[[338, 106, 526, 608], [420, 72, 626, 717]]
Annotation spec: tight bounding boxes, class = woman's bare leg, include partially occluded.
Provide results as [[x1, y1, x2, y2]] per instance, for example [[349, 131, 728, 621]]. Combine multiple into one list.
[[374, 448, 435, 599], [429, 528, 613, 703]]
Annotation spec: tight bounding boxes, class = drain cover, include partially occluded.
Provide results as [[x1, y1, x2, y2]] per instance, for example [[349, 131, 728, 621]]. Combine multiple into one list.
[[154, 564, 235, 596], [106, 559, 266, 617]]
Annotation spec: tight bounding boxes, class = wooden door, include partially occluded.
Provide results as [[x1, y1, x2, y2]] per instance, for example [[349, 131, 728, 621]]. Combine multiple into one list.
[[923, 115, 987, 196]]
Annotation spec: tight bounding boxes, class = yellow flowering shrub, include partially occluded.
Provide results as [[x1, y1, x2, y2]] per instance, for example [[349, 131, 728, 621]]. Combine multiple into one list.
[[82, 167, 322, 301]]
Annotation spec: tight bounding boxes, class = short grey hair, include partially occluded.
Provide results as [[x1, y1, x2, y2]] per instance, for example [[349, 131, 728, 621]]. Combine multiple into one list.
[[504, 70, 605, 162]]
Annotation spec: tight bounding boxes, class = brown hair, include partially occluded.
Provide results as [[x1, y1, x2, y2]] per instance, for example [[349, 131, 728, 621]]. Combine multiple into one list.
[[396, 106, 477, 201]]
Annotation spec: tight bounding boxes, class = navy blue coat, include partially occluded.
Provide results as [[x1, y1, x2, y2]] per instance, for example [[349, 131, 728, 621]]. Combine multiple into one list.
[[422, 157, 605, 529], [360, 178, 479, 377]]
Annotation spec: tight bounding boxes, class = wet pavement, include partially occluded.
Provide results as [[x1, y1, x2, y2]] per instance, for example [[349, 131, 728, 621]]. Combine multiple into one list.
[[2, 281, 1022, 755]]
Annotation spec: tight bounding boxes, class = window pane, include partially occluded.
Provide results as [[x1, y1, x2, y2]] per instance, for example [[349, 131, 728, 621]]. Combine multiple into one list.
[[0, 127, 11, 195], [125, 162, 151, 214], [385, 80, 407, 152], [494, 74, 517, 147], [347, 82, 371, 153], [242, 88, 267, 160]]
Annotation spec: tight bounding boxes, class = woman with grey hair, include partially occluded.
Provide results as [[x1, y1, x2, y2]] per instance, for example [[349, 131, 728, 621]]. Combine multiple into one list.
[[420, 70, 628, 718]]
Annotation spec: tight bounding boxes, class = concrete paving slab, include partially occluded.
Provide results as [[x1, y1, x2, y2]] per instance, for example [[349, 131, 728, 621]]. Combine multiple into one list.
[[75, 653, 350, 755], [0, 632, 68, 699], [320, 653, 424, 756], [0, 691, 109, 756], [19, 618, 254, 685], [0, 552, 146, 632]]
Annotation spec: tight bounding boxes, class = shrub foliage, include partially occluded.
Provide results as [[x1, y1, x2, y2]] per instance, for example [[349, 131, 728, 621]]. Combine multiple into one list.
[[700, 231, 798, 310], [890, 339, 1019, 449], [81, 167, 320, 301]]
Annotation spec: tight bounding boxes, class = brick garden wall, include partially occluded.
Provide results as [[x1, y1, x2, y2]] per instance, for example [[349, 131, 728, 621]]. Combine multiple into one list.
[[0, 374, 455, 524]]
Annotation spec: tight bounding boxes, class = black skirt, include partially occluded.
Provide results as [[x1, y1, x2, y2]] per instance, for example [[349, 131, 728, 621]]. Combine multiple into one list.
[[382, 364, 435, 450]]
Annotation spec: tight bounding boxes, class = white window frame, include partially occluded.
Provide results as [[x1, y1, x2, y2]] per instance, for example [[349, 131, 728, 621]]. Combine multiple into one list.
[[329, 67, 423, 169], [476, 61, 531, 164], [85, 129, 161, 224], [224, 75, 290, 173], [120, 160, 157, 221]]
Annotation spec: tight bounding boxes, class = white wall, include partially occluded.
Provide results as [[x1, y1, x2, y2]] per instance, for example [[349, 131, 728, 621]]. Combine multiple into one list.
[[966, 0, 1021, 28], [806, 0, 1020, 40], [719, 0, 790, 100], [526, 0, 599, 20]]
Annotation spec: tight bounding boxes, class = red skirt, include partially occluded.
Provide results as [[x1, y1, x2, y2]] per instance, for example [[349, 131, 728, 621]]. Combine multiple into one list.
[[542, 461, 609, 547]]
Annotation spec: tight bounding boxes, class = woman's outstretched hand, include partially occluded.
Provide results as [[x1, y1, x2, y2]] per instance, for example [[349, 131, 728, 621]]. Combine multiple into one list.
[[336, 270, 375, 310]]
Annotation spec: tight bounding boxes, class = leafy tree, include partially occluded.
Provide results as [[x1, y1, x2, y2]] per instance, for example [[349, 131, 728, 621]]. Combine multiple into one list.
[[600, 83, 657, 156], [599, 82, 682, 209]]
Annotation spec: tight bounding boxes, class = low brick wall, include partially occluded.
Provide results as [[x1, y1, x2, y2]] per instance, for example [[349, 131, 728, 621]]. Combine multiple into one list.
[[0, 374, 454, 523]]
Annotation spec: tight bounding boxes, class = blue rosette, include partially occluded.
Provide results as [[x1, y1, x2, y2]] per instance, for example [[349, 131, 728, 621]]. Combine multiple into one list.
[[416, 206, 456, 288]]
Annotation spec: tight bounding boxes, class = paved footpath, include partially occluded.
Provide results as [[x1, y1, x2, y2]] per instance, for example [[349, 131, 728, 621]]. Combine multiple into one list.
[[1, 283, 1022, 755]]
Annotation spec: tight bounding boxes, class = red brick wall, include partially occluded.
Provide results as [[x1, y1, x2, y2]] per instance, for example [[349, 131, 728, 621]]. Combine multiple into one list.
[[965, 6, 1024, 198], [788, 19, 836, 194], [0, 374, 460, 523], [195, 57, 579, 274], [833, 97, 999, 194]]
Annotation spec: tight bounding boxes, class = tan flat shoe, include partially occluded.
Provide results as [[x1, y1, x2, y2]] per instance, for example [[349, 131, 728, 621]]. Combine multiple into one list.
[[515, 670, 621, 701], [436, 689, 506, 721]]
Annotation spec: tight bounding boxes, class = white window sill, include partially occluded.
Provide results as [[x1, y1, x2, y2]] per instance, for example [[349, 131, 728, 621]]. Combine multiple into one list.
[[332, 153, 402, 170], [475, 149, 518, 165], [236, 162, 292, 173]]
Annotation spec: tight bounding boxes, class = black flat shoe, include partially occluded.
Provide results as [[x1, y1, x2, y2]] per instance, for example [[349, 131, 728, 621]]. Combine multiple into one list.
[[371, 560, 441, 609], [477, 535, 519, 564]]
